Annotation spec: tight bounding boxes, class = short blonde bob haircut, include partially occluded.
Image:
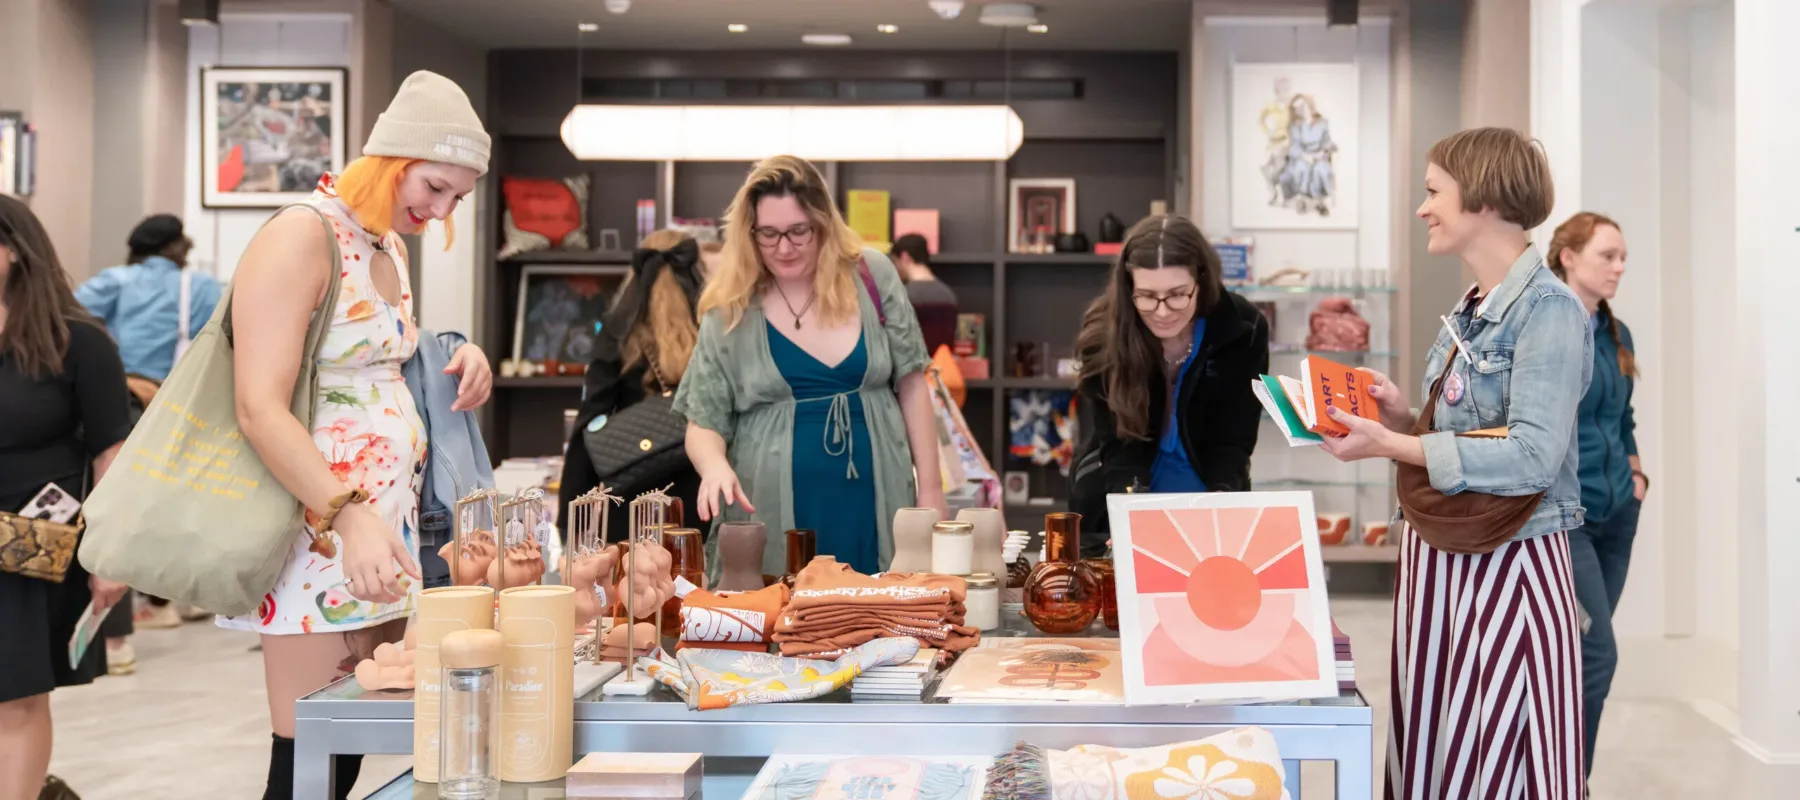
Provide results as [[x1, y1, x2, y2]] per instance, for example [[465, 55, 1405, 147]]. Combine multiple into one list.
[[334, 155, 457, 249], [1426, 128, 1555, 230], [700, 155, 863, 330]]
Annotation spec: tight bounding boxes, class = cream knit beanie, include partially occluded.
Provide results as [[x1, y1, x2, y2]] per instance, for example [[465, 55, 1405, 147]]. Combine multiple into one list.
[[364, 71, 491, 175]]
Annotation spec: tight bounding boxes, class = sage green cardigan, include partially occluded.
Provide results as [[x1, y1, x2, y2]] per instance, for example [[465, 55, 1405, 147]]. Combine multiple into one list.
[[672, 249, 932, 579]]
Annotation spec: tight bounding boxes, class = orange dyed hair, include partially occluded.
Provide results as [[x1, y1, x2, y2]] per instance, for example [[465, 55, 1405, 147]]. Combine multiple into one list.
[[334, 156, 457, 249]]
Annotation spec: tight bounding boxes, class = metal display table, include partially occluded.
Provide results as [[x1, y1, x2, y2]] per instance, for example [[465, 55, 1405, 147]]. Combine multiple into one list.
[[296, 616, 1373, 799]]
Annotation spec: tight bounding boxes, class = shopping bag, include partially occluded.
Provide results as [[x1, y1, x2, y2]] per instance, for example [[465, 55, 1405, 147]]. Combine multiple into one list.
[[78, 205, 344, 616]]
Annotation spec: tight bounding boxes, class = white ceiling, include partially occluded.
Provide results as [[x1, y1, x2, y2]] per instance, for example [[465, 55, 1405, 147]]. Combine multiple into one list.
[[389, 0, 1360, 52]]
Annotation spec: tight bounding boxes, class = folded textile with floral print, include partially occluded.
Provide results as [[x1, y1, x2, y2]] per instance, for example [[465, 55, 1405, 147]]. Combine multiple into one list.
[[638, 637, 919, 711], [982, 726, 1289, 800]]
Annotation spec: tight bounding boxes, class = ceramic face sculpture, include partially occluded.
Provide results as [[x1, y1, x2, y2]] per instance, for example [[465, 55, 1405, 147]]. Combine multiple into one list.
[[486, 536, 547, 589], [441, 529, 498, 586], [353, 641, 416, 691], [565, 546, 620, 630], [888, 508, 940, 574]]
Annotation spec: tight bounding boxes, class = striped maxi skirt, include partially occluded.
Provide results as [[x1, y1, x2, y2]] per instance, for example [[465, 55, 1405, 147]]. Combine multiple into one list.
[[1385, 524, 1585, 800]]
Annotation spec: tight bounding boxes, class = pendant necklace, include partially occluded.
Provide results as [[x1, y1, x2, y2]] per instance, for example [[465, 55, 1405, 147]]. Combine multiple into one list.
[[772, 282, 816, 330], [1164, 340, 1193, 379]]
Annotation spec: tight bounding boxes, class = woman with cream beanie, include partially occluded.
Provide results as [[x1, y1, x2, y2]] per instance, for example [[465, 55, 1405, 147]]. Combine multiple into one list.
[[215, 70, 493, 800]]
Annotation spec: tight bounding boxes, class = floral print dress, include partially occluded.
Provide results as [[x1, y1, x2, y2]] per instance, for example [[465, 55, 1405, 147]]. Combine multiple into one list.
[[218, 174, 426, 636]]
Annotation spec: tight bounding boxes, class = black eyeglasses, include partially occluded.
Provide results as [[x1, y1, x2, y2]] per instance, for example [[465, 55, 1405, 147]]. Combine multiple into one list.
[[1132, 286, 1197, 313], [753, 223, 815, 249]]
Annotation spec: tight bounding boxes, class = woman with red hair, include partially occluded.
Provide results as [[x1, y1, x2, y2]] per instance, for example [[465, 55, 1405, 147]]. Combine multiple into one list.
[[216, 71, 493, 799]]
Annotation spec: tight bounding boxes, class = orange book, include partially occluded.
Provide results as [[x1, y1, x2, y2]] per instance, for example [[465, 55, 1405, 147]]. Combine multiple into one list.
[[1294, 354, 1379, 437]]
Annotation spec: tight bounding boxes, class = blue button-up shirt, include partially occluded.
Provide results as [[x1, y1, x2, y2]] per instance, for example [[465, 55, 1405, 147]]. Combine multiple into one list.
[[75, 256, 222, 381]]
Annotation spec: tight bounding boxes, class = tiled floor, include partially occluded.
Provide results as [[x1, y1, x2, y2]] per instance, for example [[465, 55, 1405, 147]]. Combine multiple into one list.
[[44, 595, 1734, 799]]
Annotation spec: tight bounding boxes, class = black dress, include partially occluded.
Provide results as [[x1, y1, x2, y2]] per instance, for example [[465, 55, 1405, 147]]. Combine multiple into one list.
[[0, 320, 132, 702]]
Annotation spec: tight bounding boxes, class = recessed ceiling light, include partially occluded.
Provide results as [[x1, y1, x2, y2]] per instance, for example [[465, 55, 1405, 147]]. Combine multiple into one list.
[[728, 23, 748, 33], [801, 33, 853, 46], [577, 22, 599, 33], [877, 24, 899, 34], [1027, 24, 1048, 34]]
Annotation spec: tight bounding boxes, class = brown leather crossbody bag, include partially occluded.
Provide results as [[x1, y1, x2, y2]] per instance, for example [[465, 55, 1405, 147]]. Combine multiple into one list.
[[1395, 344, 1542, 554]]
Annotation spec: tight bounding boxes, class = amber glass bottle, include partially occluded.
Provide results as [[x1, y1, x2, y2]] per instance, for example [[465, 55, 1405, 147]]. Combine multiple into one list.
[[660, 528, 704, 637], [1024, 512, 1101, 633], [1083, 557, 1119, 631], [781, 528, 818, 588]]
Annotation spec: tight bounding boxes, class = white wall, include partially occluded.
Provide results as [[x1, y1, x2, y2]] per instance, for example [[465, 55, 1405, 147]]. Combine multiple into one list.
[[1196, 17, 1392, 277], [1573, 0, 1743, 719], [184, 14, 355, 281]]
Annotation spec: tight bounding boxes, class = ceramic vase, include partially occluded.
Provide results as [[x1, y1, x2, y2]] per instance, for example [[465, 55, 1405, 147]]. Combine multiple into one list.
[[956, 507, 1008, 579], [716, 522, 767, 592], [889, 507, 940, 573]]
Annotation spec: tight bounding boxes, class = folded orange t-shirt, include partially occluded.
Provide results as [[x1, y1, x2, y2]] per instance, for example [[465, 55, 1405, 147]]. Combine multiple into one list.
[[680, 583, 789, 645]]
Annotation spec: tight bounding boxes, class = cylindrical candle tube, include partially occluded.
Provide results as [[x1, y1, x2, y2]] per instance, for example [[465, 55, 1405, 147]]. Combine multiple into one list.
[[965, 572, 1001, 631], [496, 585, 575, 783], [930, 521, 975, 575], [414, 586, 496, 783]]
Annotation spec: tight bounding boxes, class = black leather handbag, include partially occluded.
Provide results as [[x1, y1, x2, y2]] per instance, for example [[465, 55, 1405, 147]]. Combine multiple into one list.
[[582, 357, 689, 499]]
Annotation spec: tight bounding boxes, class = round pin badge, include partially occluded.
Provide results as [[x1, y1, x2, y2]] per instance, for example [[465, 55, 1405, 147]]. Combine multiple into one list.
[[1444, 369, 1466, 406]]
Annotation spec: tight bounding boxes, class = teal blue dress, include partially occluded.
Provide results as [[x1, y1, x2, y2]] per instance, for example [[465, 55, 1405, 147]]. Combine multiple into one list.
[[766, 322, 880, 574]]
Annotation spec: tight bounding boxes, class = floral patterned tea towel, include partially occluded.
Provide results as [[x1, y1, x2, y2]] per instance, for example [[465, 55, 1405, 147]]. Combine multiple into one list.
[[981, 726, 1288, 800]]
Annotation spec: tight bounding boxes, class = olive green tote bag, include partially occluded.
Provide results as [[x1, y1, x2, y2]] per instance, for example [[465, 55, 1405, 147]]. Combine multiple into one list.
[[78, 205, 344, 617]]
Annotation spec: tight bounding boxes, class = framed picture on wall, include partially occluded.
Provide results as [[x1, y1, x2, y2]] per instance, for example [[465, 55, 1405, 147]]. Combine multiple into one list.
[[200, 67, 348, 208], [1008, 178, 1076, 253], [511, 265, 629, 369], [1229, 62, 1360, 230]]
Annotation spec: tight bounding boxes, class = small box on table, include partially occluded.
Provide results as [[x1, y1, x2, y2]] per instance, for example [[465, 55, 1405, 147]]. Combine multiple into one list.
[[565, 752, 703, 799]]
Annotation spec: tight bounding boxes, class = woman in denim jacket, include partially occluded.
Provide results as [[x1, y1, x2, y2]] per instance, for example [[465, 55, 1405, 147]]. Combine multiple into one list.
[[1321, 128, 1592, 799]]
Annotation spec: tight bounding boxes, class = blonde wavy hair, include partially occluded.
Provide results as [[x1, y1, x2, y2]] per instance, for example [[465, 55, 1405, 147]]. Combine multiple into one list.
[[699, 155, 863, 330], [618, 229, 701, 388]]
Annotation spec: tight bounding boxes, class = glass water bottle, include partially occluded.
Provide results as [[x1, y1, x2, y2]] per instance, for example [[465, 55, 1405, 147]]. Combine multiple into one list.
[[438, 629, 504, 800]]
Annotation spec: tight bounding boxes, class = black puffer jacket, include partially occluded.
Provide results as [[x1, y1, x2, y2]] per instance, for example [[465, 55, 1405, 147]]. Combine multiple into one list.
[[1068, 291, 1269, 556]]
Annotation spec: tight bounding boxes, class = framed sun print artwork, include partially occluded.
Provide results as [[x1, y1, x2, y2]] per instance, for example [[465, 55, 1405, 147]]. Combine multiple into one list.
[[511, 265, 629, 366], [1229, 62, 1360, 230], [1105, 491, 1337, 705], [201, 67, 348, 208], [1008, 178, 1076, 253]]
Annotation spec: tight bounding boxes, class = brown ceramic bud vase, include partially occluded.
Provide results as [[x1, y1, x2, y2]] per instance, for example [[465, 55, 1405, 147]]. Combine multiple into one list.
[[716, 522, 769, 592], [1023, 512, 1101, 634], [888, 508, 940, 573]]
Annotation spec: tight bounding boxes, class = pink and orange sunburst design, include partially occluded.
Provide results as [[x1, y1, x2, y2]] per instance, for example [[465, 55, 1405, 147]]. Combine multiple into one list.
[[1126, 503, 1326, 691]]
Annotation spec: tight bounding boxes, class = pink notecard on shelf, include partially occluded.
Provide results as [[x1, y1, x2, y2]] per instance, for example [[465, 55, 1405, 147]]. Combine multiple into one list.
[[894, 209, 940, 253]]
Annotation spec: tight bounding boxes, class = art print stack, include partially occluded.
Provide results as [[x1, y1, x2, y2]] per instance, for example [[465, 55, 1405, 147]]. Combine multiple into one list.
[[849, 648, 939, 701]]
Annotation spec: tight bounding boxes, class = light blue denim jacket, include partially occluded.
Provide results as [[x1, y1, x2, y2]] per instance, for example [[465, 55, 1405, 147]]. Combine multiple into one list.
[[402, 331, 495, 576], [1400, 245, 1593, 541]]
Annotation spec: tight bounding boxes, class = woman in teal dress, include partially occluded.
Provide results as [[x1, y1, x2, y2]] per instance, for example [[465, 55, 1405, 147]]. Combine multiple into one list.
[[674, 155, 945, 578]]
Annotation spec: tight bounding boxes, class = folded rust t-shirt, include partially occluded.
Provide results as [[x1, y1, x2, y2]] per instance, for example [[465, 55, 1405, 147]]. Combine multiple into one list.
[[680, 583, 789, 645]]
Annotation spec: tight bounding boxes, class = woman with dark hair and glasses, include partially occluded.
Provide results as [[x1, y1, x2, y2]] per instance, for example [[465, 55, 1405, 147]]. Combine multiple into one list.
[[559, 229, 706, 537], [1067, 214, 1270, 555], [0, 195, 134, 800], [675, 155, 942, 578]]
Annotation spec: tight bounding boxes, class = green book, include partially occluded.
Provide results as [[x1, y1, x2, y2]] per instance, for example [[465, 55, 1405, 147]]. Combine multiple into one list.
[[1252, 375, 1324, 446]]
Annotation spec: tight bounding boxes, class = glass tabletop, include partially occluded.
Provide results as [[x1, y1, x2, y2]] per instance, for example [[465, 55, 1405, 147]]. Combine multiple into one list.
[[303, 604, 1367, 712]]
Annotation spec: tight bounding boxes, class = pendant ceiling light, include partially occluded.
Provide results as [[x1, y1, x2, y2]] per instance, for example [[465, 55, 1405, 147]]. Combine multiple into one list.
[[560, 105, 1025, 161]]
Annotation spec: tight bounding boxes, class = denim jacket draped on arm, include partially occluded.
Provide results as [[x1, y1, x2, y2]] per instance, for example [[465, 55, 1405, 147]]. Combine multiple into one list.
[[1397, 245, 1594, 541]]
